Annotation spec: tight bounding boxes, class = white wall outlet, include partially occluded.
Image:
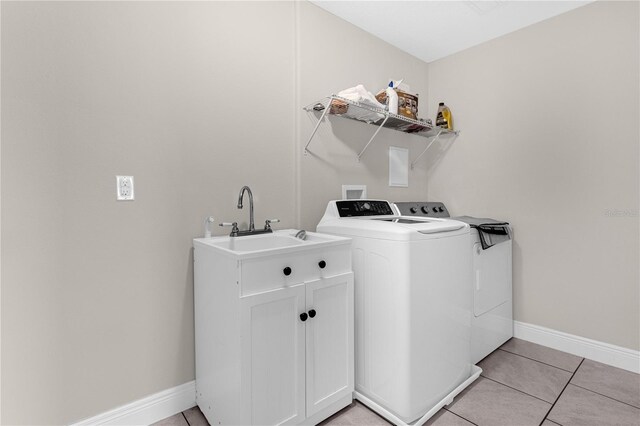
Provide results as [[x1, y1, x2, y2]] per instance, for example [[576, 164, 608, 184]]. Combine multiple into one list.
[[116, 176, 135, 201]]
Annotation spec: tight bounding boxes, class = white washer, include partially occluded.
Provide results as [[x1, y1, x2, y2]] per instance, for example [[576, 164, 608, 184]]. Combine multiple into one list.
[[317, 200, 480, 425], [394, 202, 513, 365]]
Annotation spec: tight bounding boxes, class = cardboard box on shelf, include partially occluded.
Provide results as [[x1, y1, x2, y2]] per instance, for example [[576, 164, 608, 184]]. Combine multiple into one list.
[[376, 90, 419, 120]]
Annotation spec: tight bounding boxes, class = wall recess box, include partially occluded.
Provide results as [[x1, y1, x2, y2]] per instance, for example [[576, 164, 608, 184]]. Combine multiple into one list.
[[342, 185, 367, 200], [116, 176, 135, 201], [389, 147, 409, 187]]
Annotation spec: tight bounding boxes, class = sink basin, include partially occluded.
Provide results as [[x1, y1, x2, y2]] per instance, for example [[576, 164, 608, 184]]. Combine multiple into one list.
[[211, 234, 304, 252], [194, 229, 350, 259]]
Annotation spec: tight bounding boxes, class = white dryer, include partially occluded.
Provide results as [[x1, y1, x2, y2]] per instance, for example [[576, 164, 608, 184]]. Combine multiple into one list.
[[394, 202, 513, 365], [317, 200, 481, 425]]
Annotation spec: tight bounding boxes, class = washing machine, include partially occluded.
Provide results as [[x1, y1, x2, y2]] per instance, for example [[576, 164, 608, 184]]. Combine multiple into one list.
[[317, 200, 481, 425], [394, 202, 513, 365]]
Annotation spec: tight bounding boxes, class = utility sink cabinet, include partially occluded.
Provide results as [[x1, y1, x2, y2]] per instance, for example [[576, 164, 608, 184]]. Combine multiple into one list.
[[193, 230, 354, 425]]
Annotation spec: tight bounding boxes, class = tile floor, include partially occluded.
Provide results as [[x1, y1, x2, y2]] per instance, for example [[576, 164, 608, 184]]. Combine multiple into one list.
[[154, 338, 640, 426], [152, 406, 208, 426]]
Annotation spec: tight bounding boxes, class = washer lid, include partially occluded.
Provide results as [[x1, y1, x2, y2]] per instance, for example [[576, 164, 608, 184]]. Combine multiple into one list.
[[371, 217, 466, 234], [317, 200, 470, 240], [317, 215, 469, 240]]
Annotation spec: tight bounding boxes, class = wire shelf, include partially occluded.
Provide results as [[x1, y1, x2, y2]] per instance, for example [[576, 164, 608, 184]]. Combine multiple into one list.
[[303, 94, 459, 164]]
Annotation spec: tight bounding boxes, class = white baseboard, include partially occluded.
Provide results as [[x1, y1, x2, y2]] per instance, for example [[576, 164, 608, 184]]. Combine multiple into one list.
[[514, 321, 640, 374], [70, 380, 196, 426]]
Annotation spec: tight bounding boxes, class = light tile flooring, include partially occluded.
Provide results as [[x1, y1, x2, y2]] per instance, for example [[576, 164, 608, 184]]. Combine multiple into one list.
[[152, 406, 208, 426], [154, 338, 640, 426]]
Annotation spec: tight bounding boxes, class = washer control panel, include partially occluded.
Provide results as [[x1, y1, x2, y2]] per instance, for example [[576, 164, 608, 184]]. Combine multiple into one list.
[[336, 200, 394, 217], [394, 201, 450, 218]]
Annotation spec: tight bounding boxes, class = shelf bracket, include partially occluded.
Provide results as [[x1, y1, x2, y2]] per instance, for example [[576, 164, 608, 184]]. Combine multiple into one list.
[[303, 98, 333, 155], [357, 115, 389, 162], [410, 129, 443, 169], [410, 130, 460, 169]]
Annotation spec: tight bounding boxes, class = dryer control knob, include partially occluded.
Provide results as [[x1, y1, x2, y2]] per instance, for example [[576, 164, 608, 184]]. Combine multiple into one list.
[[438, 207, 444, 212], [432, 207, 438, 213], [410, 207, 418, 214], [421, 206, 430, 214]]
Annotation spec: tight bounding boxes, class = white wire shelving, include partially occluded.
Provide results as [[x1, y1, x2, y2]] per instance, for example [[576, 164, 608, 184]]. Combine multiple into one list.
[[303, 94, 459, 168]]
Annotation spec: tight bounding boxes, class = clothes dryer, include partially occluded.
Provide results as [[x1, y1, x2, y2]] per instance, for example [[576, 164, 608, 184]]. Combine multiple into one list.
[[394, 202, 513, 364]]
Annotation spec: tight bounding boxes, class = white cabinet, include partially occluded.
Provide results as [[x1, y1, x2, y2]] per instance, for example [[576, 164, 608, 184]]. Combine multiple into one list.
[[194, 231, 353, 426]]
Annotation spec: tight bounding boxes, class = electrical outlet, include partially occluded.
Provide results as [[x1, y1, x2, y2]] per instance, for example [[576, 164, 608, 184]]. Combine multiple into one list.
[[116, 176, 134, 201]]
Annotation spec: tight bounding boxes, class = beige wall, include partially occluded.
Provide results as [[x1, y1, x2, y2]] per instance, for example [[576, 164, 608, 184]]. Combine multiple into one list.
[[296, 2, 431, 230], [1, 1, 431, 424], [427, 1, 639, 350], [1, 1, 298, 424]]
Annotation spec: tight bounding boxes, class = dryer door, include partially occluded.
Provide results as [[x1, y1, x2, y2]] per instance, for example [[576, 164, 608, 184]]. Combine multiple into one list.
[[473, 240, 512, 316]]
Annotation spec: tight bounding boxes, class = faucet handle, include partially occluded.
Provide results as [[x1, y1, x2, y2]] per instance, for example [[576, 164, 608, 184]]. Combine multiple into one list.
[[219, 222, 239, 237], [264, 219, 280, 230]]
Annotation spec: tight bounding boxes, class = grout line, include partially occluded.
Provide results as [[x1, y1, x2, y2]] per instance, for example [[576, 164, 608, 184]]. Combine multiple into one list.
[[182, 411, 191, 426], [568, 383, 640, 410], [443, 407, 479, 425], [537, 358, 585, 426], [480, 375, 554, 405], [544, 419, 563, 426], [498, 348, 581, 373]]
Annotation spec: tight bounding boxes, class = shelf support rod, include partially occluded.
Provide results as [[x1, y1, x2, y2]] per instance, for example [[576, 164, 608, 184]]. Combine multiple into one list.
[[357, 115, 389, 161], [411, 129, 443, 169], [303, 97, 333, 155]]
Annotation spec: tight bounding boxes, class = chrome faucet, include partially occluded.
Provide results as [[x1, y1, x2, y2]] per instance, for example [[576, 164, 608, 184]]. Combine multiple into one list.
[[219, 186, 278, 237], [237, 186, 255, 231]]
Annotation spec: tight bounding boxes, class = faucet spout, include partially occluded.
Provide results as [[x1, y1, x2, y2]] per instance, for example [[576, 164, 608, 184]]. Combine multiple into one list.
[[237, 186, 255, 231]]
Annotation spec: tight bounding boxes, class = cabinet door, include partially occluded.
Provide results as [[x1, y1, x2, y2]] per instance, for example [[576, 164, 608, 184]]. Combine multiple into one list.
[[240, 284, 306, 425], [305, 273, 354, 417]]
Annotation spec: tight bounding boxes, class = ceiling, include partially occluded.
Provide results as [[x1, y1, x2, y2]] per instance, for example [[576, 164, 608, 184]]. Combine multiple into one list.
[[310, 1, 594, 63]]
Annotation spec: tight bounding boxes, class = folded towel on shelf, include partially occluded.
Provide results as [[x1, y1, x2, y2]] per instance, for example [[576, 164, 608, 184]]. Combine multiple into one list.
[[335, 84, 386, 123]]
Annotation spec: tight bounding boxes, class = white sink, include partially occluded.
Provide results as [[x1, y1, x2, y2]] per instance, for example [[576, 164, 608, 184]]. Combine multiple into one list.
[[211, 233, 304, 252], [194, 229, 349, 259]]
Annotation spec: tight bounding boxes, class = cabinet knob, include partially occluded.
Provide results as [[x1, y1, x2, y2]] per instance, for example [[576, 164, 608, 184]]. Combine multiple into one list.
[[308, 309, 316, 318], [283, 267, 292, 276], [318, 260, 326, 269], [300, 312, 308, 322]]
